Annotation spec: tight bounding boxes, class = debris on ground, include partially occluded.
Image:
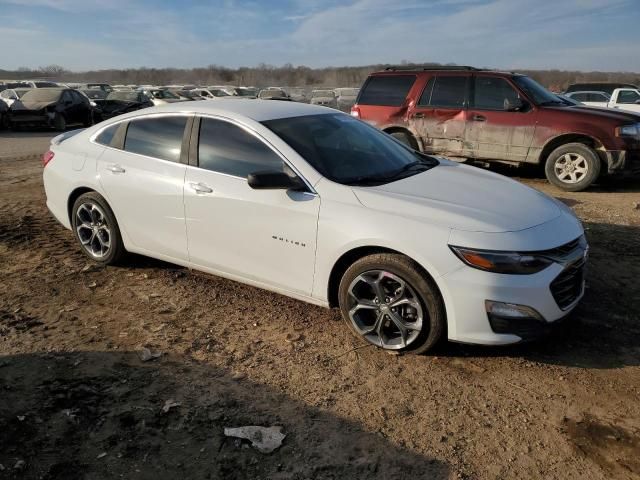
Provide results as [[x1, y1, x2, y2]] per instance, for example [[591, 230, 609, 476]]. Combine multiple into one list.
[[138, 348, 162, 362], [224, 426, 286, 454], [162, 399, 181, 414], [96, 452, 107, 459]]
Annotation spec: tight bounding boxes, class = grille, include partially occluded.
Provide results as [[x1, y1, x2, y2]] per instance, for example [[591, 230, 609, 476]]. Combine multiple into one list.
[[550, 257, 586, 310]]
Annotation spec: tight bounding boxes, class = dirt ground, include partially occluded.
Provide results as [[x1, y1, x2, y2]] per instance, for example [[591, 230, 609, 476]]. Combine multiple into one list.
[[1, 132, 639, 480]]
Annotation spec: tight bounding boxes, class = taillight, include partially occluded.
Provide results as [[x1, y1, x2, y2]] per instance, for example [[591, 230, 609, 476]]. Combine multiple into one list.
[[42, 150, 55, 168], [350, 106, 360, 118]]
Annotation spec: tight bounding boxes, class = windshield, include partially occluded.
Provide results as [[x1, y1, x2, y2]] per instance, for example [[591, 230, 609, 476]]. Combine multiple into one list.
[[150, 89, 179, 99], [34, 82, 59, 88], [107, 91, 139, 102], [236, 88, 257, 96], [513, 76, 564, 106], [82, 89, 107, 99], [259, 89, 286, 98], [211, 89, 230, 97], [21, 88, 63, 103], [262, 113, 438, 186]]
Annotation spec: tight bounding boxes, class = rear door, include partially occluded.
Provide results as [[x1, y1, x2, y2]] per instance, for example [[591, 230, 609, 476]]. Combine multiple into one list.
[[465, 75, 536, 163], [96, 114, 191, 261], [407, 75, 469, 158], [183, 116, 320, 296]]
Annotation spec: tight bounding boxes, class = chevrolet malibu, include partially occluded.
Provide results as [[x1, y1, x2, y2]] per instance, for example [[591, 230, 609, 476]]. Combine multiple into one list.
[[42, 101, 588, 353]]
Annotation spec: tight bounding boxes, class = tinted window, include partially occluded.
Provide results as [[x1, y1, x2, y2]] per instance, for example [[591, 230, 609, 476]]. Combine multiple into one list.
[[419, 76, 467, 108], [473, 77, 520, 110], [124, 116, 187, 162], [618, 90, 640, 104], [95, 124, 119, 147], [358, 75, 416, 106], [263, 113, 438, 186], [198, 118, 283, 177]]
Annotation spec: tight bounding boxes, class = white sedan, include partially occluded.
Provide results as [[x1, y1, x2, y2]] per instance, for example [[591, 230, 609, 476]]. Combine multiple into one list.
[[42, 101, 587, 353]]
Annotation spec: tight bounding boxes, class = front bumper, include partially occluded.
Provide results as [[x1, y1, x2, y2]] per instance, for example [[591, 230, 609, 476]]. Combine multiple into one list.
[[488, 309, 574, 341], [603, 149, 640, 174], [10, 112, 51, 126]]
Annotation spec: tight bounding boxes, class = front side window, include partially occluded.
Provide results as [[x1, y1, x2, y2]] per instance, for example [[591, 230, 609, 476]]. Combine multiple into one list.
[[123, 116, 187, 162], [473, 77, 520, 110], [358, 75, 416, 107], [618, 90, 640, 104], [419, 76, 467, 108], [262, 113, 438, 186], [198, 117, 284, 177]]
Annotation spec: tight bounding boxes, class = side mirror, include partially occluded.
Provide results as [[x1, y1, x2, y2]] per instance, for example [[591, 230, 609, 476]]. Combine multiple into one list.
[[247, 170, 306, 191]]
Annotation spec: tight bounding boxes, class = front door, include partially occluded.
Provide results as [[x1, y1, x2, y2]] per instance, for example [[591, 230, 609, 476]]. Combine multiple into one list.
[[465, 76, 536, 163], [407, 74, 469, 158], [184, 116, 320, 296]]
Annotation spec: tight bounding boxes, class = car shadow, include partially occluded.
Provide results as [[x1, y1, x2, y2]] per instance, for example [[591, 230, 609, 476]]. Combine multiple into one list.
[[433, 222, 640, 370], [0, 350, 449, 480]]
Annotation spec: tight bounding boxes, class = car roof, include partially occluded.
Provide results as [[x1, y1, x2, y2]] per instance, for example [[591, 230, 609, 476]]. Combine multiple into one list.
[[567, 91, 609, 95], [121, 98, 336, 122]]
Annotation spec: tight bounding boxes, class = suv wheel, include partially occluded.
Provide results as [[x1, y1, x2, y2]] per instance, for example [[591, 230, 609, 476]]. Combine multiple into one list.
[[71, 192, 126, 265], [390, 131, 418, 150], [545, 143, 601, 191], [338, 253, 445, 354]]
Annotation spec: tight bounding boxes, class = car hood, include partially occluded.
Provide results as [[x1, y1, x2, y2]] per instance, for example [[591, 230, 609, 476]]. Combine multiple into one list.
[[547, 105, 640, 122], [352, 162, 561, 233]]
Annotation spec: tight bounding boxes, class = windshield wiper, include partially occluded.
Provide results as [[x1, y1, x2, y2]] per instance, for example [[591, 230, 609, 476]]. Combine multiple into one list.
[[344, 161, 433, 186]]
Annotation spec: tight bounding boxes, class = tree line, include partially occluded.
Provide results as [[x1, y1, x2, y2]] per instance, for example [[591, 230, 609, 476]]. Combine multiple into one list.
[[2, 63, 639, 91]]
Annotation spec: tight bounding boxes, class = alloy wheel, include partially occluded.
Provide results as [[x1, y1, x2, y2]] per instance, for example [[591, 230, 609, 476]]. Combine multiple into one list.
[[347, 270, 424, 349], [75, 202, 112, 258], [554, 153, 589, 184]]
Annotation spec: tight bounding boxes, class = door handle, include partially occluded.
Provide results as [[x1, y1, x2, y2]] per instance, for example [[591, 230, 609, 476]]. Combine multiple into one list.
[[413, 112, 425, 119], [189, 182, 213, 194], [472, 114, 486, 122], [106, 164, 125, 173]]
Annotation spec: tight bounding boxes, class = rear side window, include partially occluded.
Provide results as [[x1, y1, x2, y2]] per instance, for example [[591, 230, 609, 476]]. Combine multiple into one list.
[[358, 75, 416, 106], [95, 124, 119, 146], [419, 76, 467, 108], [124, 116, 187, 162], [198, 117, 283, 177], [473, 77, 520, 110]]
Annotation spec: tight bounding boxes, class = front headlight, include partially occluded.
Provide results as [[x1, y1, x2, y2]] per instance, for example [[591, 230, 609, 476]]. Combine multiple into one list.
[[449, 246, 554, 274], [615, 124, 640, 137]]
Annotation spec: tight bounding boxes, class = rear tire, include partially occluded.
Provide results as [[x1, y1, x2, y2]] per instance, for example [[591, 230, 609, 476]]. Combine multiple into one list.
[[71, 192, 126, 265], [544, 143, 601, 192], [390, 131, 419, 150], [338, 253, 445, 354]]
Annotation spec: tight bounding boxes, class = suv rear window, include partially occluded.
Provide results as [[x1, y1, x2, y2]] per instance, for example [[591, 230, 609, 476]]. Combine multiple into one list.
[[419, 76, 467, 108], [358, 75, 415, 106]]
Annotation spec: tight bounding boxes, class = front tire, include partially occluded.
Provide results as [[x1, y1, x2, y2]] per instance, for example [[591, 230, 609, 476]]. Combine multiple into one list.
[[71, 192, 126, 265], [338, 253, 445, 354], [544, 143, 601, 191]]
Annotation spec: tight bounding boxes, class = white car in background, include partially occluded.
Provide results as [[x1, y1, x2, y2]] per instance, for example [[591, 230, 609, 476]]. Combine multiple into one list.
[[42, 101, 587, 353], [607, 88, 640, 113], [0, 87, 31, 107], [564, 91, 610, 107]]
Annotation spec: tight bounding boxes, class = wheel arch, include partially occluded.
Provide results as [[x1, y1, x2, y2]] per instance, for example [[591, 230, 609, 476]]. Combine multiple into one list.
[[382, 126, 421, 150], [538, 133, 606, 166], [326, 245, 444, 310], [67, 186, 97, 225]]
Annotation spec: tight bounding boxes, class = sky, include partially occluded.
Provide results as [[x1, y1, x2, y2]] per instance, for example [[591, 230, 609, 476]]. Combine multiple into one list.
[[1, 0, 639, 72]]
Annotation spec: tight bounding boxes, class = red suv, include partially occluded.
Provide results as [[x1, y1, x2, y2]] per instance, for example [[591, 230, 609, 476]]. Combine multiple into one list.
[[351, 66, 640, 191]]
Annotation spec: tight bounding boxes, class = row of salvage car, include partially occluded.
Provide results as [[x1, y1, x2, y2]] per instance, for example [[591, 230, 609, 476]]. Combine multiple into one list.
[[0, 81, 360, 131]]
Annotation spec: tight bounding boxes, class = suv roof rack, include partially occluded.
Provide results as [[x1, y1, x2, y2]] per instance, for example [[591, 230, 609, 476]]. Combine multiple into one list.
[[383, 65, 483, 72]]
